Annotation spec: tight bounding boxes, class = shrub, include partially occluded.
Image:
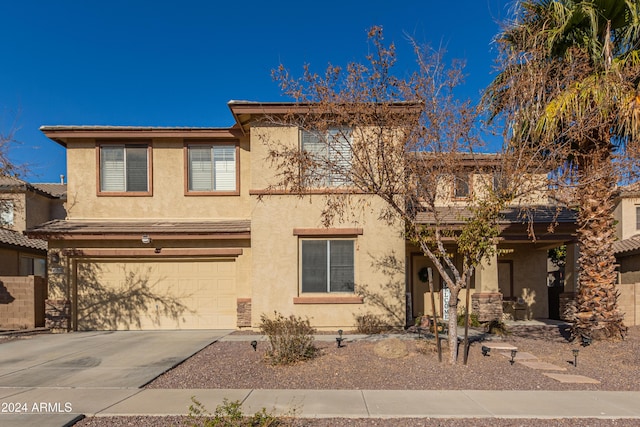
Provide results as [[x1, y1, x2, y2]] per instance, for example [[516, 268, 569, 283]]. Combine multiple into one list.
[[259, 311, 317, 365], [485, 319, 510, 335], [457, 310, 480, 327], [355, 313, 388, 334], [188, 397, 282, 426]]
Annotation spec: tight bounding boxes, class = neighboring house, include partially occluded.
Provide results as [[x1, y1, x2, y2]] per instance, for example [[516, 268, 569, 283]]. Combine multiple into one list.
[[30, 101, 577, 331], [613, 185, 640, 326], [0, 176, 67, 276]]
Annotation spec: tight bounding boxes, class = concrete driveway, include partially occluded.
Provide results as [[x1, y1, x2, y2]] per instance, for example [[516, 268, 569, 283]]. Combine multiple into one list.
[[0, 330, 231, 388]]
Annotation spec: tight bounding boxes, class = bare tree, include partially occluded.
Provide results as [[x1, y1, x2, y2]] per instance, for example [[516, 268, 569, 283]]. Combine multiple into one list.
[[260, 27, 548, 363]]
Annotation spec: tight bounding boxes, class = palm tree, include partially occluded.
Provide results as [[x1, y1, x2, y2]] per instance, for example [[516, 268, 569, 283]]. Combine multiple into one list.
[[486, 0, 640, 340]]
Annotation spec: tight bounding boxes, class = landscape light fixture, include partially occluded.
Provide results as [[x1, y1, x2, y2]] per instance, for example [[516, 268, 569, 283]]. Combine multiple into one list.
[[336, 329, 344, 348], [250, 340, 257, 351], [581, 335, 592, 347], [141, 235, 152, 244], [510, 349, 517, 365], [481, 345, 491, 357], [572, 349, 579, 367]]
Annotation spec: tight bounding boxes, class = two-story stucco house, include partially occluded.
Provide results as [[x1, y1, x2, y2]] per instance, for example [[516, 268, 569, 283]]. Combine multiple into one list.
[[613, 184, 640, 326], [0, 176, 66, 276], [29, 101, 578, 331]]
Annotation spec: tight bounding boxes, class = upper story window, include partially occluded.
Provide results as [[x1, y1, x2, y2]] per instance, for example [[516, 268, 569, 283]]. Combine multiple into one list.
[[300, 127, 352, 187], [636, 206, 640, 230], [0, 200, 14, 226], [187, 144, 237, 193], [301, 239, 355, 293], [453, 173, 471, 199], [99, 144, 151, 194]]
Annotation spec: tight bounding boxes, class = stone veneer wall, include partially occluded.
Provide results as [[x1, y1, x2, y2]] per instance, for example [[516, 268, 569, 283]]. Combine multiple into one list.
[[471, 292, 503, 322], [237, 298, 252, 328], [0, 276, 46, 329], [559, 292, 576, 322]]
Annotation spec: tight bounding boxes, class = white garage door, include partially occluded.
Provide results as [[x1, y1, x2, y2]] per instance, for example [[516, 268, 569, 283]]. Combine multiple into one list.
[[76, 259, 237, 330]]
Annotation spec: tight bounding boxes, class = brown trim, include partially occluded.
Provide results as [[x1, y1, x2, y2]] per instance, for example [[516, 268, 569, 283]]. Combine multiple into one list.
[[42, 127, 242, 144], [63, 248, 243, 257], [237, 298, 251, 303], [96, 142, 153, 197], [183, 141, 241, 196], [293, 296, 363, 304], [498, 260, 514, 299], [452, 173, 473, 201], [250, 188, 367, 196], [50, 232, 251, 241], [293, 228, 363, 237]]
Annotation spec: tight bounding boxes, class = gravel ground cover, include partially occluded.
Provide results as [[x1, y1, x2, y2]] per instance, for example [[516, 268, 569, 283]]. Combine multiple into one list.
[[75, 324, 640, 426]]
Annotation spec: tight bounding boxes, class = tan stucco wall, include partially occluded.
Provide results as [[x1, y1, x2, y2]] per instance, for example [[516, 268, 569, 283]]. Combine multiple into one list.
[[65, 137, 251, 220], [250, 195, 405, 329], [619, 255, 640, 285], [614, 196, 640, 240], [249, 123, 406, 329], [498, 245, 549, 319], [618, 282, 639, 326]]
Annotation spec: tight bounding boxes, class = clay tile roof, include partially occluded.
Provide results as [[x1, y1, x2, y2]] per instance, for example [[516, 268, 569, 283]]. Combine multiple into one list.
[[27, 219, 251, 237], [30, 183, 67, 198], [613, 235, 640, 256], [0, 228, 47, 251], [415, 206, 576, 225]]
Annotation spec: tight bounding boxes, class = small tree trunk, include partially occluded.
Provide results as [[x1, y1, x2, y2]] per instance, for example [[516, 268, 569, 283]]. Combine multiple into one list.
[[447, 287, 460, 364]]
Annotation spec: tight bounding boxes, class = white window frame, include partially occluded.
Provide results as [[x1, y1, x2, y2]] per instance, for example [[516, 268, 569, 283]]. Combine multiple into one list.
[[300, 127, 352, 187], [300, 239, 355, 293], [99, 144, 150, 193], [187, 144, 237, 193], [0, 200, 14, 226]]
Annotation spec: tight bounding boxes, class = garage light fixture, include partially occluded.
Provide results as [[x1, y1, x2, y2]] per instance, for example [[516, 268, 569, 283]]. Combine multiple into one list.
[[141, 235, 152, 244]]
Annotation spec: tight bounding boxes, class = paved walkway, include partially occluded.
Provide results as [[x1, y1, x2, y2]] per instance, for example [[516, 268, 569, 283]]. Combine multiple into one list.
[[1, 388, 640, 426]]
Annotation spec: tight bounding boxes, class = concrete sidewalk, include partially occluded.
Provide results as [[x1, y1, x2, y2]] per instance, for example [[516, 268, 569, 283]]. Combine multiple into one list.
[[1, 388, 640, 426]]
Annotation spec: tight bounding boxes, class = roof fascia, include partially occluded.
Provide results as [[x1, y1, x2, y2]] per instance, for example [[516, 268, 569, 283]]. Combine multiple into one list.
[[39, 127, 242, 147]]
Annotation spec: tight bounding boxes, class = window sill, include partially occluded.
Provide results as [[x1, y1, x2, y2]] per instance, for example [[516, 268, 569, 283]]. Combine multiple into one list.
[[293, 296, 363, 304]]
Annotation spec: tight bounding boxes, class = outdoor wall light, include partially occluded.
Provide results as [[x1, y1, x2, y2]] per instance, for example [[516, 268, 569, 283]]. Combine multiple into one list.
[[50, 252, 60, 264], [251, 340, 257, 351], [141, 235, 152, 244], [572, 349, 579, 367], [510, 349, 517, 365], [336, 329, 344, 348], [481, 346, 491, 357]]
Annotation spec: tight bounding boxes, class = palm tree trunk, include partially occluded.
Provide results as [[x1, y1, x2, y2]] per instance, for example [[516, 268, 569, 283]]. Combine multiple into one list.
[[574, 149, 627, 341]]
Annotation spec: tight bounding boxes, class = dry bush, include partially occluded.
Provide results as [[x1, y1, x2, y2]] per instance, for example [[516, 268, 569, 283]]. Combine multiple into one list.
[[259, 311, 317, 365]]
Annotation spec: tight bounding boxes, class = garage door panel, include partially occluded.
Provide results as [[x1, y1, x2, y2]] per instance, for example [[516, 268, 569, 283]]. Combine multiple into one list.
[[77, 259, 237, 330]]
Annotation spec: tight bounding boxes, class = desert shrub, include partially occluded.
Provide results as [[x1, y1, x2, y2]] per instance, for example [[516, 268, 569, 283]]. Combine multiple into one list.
[[355, 313, 388, 334], [259, 311, 317, 365], [457, 310, 480, 327], [188, 397, 281, 426], [485, 319, 510, 335]]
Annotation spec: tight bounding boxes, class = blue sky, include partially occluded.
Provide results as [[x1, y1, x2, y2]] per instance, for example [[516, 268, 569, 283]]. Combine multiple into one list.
[[1, 0, 512, 183]]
